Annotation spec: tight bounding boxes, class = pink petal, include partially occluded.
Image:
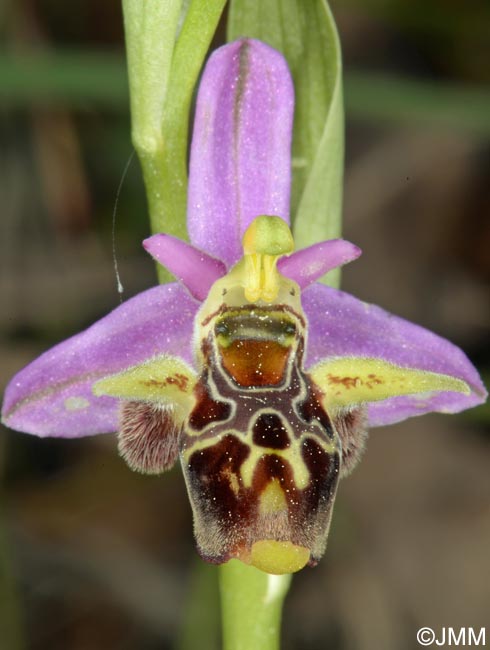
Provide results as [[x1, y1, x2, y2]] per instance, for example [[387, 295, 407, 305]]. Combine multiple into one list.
[[302, 283, 487, 426], [2, 284, 198, 437], [187, 39, 294, 265], [143, 234, 226, 301], [278, 239, 362, 288]]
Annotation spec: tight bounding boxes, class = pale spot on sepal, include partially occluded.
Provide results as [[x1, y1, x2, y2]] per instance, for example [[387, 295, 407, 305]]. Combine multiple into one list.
[[64, 396, 90, 411]]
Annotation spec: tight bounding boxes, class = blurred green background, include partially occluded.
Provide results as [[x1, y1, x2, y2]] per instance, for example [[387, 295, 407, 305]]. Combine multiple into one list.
[[1, 1, 489, 649]]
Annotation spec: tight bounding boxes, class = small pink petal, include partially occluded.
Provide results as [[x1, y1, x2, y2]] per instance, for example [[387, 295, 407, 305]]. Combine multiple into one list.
[[278, 239, 362, 288], [143, 234, 226, 301]]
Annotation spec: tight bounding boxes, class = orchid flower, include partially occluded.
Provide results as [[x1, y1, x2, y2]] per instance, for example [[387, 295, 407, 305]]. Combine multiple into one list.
[[2, 40, 486, 576]]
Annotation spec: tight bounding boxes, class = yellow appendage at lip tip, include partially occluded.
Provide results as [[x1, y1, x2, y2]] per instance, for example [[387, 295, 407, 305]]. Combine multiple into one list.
[[247, 540, 310, 575], [242, 216, 294, 304]]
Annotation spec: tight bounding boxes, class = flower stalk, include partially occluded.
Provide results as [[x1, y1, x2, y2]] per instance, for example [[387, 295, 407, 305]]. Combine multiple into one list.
[[220, 561, 291, 650]]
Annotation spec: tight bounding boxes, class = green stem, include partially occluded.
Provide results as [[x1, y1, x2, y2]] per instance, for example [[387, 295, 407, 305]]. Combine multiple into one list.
[[122, 0, 226, 281], [219, 561, 291, 650]]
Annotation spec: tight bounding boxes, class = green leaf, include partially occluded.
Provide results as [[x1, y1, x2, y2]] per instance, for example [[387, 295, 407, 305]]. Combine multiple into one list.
[[227, 0, 344, 287]]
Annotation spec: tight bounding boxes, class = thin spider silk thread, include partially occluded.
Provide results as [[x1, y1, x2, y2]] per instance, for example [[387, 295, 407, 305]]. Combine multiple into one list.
[[111, 150, 136, 302]]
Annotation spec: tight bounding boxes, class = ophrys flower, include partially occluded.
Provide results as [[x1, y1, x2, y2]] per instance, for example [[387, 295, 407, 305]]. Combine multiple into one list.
[[2, 40, 486, 574]]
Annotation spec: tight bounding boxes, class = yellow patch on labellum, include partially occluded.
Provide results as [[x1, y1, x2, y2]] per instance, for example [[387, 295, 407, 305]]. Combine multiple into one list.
[[239, 443, 310, 490], [92, 356, 197, 411], [310, 356, 470, 411], [259, 479, 287, 515]]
